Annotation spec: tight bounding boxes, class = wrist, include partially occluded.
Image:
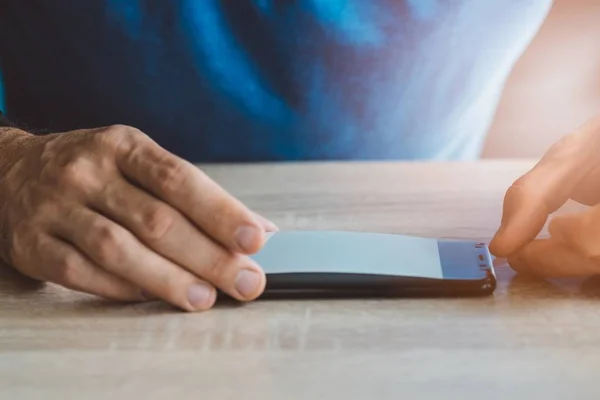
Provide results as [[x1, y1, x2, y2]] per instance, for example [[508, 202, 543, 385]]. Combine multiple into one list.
[[0, 126, 33, 139], [0, 127, 34, 145], [0, 127, 35, 172], [0, 128, 37, 266]]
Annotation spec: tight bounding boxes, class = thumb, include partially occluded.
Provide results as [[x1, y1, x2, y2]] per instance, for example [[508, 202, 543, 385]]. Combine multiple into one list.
[[489, 117, 600, 257]]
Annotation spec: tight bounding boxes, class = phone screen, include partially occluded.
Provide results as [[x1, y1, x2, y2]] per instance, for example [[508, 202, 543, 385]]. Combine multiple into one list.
[[252, 231, 492, 281]]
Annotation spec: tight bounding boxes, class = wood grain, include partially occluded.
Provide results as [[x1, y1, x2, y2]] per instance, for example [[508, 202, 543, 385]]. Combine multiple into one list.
[[2, 161, 599, 400]]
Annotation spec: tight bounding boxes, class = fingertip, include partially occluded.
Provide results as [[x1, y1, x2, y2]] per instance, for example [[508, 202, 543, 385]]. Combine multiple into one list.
[[489, 223, 532, 258], [489, 228, 511, 257], [491, 198, 550, 259], [185, 283, 217, 312], [234, 225, 265, 254], [234, 266, 266, 301], [231, 255, 266, 301], [490, 185, 525, 257]]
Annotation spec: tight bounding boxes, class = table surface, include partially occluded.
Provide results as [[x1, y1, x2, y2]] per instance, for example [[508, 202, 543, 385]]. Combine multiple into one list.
[[2, 161, 599, 400]]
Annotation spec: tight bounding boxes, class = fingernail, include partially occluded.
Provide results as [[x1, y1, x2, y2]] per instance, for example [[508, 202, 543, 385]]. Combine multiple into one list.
[[187, 284, 215, 310], [235, 226, 262, 252], [235, 269, 262, 299], [254, 213, 280, 232], [263, 219, 279, 232]]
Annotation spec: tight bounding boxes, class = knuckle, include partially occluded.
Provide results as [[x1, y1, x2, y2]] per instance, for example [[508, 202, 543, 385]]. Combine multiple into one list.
[[57, 158, 91, 186], [107, 124, 133, 133], [93, 124, 146, 150], [507, 177, 531, 196], [111, 124, 145, 140], [140, 205, 175, 241], [549, 134, 578, 155], [502, 179, 532, 211], [54, 252, 83, 287], [38, 149, 90, 188], [506, 174, 556, 213], [91, 222, 123, 264], [155, 158, 188, 194], [93, 125, 127, 148], [39, 156, 99, 195]]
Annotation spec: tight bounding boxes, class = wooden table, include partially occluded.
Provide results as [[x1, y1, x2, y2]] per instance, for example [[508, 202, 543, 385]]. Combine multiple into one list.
[[2, 161, 600, 399]]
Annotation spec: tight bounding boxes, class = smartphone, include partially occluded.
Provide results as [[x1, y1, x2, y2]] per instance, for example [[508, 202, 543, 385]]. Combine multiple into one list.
[[250, 231, 496, 298]]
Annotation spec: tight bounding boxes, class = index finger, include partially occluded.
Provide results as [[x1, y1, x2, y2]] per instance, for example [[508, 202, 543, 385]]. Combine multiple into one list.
[[490, 115, 600, 257], [116, 132, 267, 254]]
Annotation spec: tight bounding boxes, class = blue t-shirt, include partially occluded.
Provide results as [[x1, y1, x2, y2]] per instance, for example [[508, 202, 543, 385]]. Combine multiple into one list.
[[0, 1, 550, 162]]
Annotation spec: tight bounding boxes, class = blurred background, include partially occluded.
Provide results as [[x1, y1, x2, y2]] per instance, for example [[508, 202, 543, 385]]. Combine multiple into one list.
[[1, 0, 598, 160], [483, 0, 600, 158]]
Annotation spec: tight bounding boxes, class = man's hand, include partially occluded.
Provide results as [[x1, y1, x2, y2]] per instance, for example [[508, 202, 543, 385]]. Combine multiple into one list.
[[490, 115, 600, 277], [0, 125, 276, 311]]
